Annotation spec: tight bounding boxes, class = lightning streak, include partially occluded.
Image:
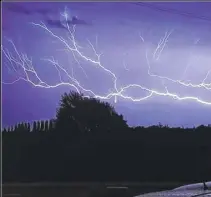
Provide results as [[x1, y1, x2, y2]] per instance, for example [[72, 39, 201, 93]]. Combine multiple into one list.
[[145, 33, 211, 91], [2, 8, 211, 105], [152, 29, 173, 61]]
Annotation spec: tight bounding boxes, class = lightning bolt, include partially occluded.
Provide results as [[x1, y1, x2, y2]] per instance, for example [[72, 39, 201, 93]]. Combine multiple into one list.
[[2, 7, 211, 106], [145, 32, 211, 91]]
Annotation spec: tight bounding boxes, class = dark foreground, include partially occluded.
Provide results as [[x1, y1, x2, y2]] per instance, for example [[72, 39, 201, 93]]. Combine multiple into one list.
[[3, 182, 185, 197]]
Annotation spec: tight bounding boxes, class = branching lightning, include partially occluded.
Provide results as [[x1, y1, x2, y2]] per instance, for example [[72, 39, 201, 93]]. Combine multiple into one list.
[[2, 8, 211, 105]]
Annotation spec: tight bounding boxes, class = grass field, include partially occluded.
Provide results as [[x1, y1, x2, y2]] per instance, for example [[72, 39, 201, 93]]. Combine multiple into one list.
[[2, 182, 185, 197]]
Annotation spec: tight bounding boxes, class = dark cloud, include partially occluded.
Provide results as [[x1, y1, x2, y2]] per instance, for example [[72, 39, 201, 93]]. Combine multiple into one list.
[[71, 16, 90, 25], [5, 4, 53, 16], [35, 8, 54, 15], [6, 4, 31, 15], [46, 16, 91, 29], [45, 19, 66, 29], [5, 4, 90, 28]]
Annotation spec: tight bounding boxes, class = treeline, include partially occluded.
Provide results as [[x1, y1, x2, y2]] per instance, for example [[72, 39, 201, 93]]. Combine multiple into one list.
[[3, 120, 211, 133], [3, 119, 55, 133], [2, 91, 211, 183]]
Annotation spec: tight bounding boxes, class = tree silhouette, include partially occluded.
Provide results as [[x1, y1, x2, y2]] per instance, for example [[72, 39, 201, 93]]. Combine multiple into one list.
[[2, 91, 211, 183], [44, 120, 49, 132], [32, 121, 37, 132], [49, 119, 54, 131], [55, 91, 128, 134], [27, 123, 31, 132], [9, 126, 13, 132], [37, 121, 41, 132], [40, 120, 45, 132], [14, 124, 18, 132]]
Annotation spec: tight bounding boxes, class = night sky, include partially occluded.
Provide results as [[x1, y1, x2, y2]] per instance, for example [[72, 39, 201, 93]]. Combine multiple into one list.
[[2, 2, 211, 128]]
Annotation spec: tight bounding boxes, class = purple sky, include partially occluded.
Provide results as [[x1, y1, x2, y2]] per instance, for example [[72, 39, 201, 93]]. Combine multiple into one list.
[[2, 2, 211, 128]]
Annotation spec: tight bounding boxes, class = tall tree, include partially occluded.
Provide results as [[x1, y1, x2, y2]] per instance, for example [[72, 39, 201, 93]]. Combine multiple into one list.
[[9, 126, 14, 132], [32, 121, 37, 132], [37, 121, 41, 132], [24, 123, 28, 132], [55, 91, 128, 134], [17, 123, 22, 132], [14, 124, 18, 132], [27, 123, 31, 132], [49, 119, 54, 132], [40, 120, 45, 132], [44, 120, 49, 132]]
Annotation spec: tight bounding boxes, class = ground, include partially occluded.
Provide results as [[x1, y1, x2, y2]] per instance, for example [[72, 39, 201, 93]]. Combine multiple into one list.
[[2, 182, 185, 197]]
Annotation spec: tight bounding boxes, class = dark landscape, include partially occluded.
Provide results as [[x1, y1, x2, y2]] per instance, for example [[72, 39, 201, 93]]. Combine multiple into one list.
[[2, 182, 185, 197], [2, 91, 211, 196], [2, 2, 211, 197]]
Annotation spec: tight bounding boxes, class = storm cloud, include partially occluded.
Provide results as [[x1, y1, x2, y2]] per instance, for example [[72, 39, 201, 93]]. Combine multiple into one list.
[[45, 16, 90, 29], [5, 3, 54, 16]]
